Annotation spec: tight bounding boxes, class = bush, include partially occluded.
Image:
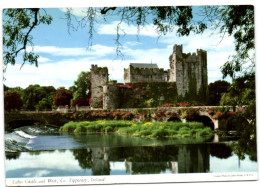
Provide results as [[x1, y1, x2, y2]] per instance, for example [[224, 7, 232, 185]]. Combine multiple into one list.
[[151, 129, 169, 138], [60, 120, 212, 138], [105, 126, 113, 133], [60, 121, 78, 132], [188, 122, 204, 129], [139, 130, 152, 136], [168, 129, 178, 136], [53, 88, 73, 107], [197, 127, 212, 136], [72, 97, 90, 106], [74, 124, 87, 133]]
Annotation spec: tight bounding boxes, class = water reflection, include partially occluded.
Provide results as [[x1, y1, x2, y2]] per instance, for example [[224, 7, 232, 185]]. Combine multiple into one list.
[[72, 149, 92, 169], [5, 142, 257, 178], [5, 152, 21, 160], [72, 143, 224, 175]]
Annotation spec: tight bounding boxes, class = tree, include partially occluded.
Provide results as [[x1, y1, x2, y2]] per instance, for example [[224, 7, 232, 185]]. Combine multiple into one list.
[[71, 71, 91, 100], [220, 73, 255, 108], [208, 80, 230, 106], [4, 91, 23, 111], [220, 72, 256, 160], [22, 84, 56, 110], [202, 6, 255, 79], [35, 96, 53, 110], [3, 8, 52, 70], [72, 97, 90, 107], [52, 88, 73, 107]]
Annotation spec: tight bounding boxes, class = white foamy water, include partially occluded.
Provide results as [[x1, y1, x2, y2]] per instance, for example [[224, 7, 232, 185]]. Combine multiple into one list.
[[15, 130, 37, 139]]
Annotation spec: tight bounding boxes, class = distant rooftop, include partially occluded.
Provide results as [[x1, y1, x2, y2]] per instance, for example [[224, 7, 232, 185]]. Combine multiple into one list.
[[130, 63, 158, 69]]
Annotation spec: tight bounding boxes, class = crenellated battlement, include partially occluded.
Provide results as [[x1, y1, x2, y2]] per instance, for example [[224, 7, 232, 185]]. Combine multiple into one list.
[[170, 44, 208, 96]]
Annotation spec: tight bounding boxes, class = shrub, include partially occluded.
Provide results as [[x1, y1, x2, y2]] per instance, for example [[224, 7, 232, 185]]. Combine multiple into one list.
[[72, 97, 90, 106], [197, 127, 212, 136], [105, 126, 113, 133], [139, 130, 152, 136], [168, 130, 178, 136], [151, 129, 169, 138], [188, 122, 204, 129], [60, 121, 78, 132], [53, 88, 73, 107], [74, 125, 87, 133]]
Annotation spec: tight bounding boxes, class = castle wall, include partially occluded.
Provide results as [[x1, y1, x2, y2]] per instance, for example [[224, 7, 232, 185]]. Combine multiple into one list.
[[90, 65, 108, 108], [124, 65, 168, 83], [103, 85, 120, 109]]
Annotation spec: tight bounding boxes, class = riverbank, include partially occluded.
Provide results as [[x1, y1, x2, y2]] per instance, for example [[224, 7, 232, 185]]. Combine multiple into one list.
[[59, 120, 213, 138]]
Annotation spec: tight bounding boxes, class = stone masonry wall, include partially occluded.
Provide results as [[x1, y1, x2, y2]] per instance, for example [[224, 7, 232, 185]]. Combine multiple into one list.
[[103, 85, 120, 109], [169, 45, 208, 96], [124, 65, 168, 83], [90, 65, 108, 108]]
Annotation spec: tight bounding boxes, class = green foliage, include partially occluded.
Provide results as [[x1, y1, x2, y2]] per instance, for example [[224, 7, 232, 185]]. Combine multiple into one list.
[[21, 84, 56, 110], [121, 82, 178, 108], [208, 80, 230, 106], [4, 90, 23, 111], [181, 77, 209, 105], [35, 96, 53, 110], [60, 120, 132, 133], [220, 73, 255, 107], [220, 72, 256, 160], [70, 71, 91, 100], [119, 121, 212, 138], [60, 120, 212, 138], [72, 149, 92, 169], [219, 5, 254, 78], [3, 8, 52, 69]]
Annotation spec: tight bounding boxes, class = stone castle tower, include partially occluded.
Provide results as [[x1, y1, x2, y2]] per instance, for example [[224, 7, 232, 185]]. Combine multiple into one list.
[[90, 65, 108, 108], [169, 44, 208, 96]]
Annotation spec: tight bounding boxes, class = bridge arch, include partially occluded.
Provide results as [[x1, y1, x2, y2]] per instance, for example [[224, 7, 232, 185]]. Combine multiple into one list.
[[8, 119, 43, 129], [196, 115, 214, 130], [167, 116, 181, 122]]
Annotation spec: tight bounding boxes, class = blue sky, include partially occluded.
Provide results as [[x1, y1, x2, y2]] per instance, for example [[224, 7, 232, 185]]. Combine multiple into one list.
[[3, 7, 236, 89]]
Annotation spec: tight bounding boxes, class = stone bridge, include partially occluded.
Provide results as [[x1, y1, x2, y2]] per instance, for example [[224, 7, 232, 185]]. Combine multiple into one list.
[[4, 112, 72, 128], [4, 106, 233, 130]]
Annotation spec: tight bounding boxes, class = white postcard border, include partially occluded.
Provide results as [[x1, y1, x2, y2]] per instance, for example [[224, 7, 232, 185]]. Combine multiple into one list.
[[5, 172, 258, 186]]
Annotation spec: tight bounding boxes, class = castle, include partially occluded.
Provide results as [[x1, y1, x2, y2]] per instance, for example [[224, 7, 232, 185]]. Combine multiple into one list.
[[90, 44, 208, 109]]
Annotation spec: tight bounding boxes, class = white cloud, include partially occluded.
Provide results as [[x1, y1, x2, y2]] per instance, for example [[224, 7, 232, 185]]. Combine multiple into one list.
[[158, 28, 235, 54], [97, 21, 158, 37], [30, 45, 115, 57], [38, 56, 51, 63], [125, 41, 142, 46]]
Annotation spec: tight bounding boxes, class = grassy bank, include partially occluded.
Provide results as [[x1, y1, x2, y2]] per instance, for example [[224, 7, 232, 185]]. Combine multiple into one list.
[[59, 120, 213, 138]]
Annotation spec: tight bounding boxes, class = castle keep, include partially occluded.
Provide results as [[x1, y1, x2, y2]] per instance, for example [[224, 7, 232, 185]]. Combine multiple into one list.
[[90, 44, 208, 109], [169, 45, 207, 96]]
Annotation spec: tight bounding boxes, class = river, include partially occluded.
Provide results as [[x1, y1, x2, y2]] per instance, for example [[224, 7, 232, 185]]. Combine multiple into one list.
[[4, 124, 257, 178]]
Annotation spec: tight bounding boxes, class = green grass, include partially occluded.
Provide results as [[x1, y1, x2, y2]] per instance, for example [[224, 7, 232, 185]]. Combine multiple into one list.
[[59, 120, 213, 138]]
